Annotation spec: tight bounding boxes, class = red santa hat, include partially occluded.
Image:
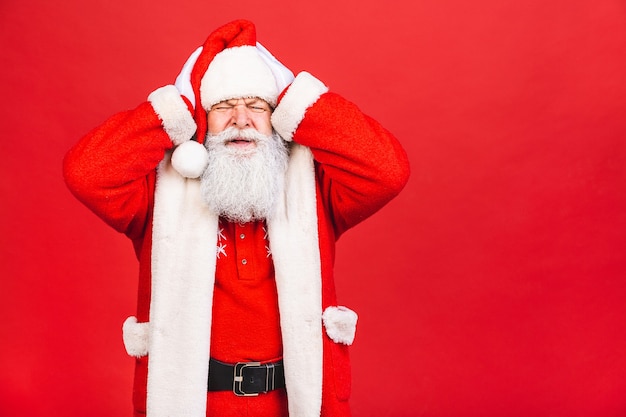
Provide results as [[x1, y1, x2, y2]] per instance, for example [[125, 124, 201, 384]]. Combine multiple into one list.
[[170, 20, 294, 178]]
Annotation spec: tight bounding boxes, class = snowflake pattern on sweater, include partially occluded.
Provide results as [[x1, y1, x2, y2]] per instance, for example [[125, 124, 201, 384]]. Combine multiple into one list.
[[215, 220, 272, 259]]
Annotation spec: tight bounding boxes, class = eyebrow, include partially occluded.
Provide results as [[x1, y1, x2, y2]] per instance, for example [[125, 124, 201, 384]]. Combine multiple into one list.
[[223, 98, 267, 106]]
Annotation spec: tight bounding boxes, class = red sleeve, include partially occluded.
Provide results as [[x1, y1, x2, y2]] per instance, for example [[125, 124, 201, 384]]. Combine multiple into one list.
[[63, 101, 174, 240], [292, 92, 410, 236]]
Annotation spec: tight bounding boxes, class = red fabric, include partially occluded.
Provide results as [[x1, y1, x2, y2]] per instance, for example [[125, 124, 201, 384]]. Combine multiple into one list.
[[63, 86, 409, 416], [211, 220, 283, 363], [206, 390, 288, 417], [63, 101, 171, 240], [300, 92, 410, 235], [132, 390, 289, 417]]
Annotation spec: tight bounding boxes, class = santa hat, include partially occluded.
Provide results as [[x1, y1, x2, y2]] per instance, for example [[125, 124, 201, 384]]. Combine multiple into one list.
[[170, 19, 294, 178]]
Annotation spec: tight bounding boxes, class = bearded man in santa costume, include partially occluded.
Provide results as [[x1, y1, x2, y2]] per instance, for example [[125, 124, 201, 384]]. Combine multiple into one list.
[[64, 19, 410, 417]]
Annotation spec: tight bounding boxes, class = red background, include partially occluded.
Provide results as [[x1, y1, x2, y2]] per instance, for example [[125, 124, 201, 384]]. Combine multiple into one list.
[[1, 0, 625, 416]]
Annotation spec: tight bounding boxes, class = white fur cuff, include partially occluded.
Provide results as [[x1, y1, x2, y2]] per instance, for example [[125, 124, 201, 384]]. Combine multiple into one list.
[[122, 316, 150, 358], [322, 306, 358, 346], [271, 71, 328, 142], [148, 85, 197, 146]]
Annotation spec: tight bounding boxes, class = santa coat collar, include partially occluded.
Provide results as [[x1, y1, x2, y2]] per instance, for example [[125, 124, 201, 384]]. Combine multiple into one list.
[[144, 143, 323, 417]]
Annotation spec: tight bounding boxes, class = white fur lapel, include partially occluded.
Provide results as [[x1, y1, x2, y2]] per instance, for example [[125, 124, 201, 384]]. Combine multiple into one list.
[[147, 151, 219, 417], [268, 143, 323, 417]]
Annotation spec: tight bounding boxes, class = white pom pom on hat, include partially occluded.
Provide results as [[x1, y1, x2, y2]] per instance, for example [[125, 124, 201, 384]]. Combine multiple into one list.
[[171, 140, 210, 179]]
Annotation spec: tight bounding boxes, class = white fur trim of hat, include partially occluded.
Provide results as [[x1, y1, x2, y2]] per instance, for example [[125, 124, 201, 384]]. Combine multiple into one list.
[[200, 44, 294, 109]]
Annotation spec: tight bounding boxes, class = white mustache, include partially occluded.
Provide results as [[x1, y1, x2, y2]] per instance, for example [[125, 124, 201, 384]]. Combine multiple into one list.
[[206, 127, 270, 145]]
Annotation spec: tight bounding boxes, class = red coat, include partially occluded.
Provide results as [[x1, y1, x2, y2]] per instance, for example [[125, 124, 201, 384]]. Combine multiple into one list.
[[64, 72, 410, 417]]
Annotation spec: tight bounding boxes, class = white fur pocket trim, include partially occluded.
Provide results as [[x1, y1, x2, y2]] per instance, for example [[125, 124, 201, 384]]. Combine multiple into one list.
[[322, 306, 358, 346], [122, 316, 150, 358]]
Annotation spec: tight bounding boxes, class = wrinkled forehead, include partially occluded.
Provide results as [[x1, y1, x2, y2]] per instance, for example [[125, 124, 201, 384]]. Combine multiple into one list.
[[221, 97, 270, 106]]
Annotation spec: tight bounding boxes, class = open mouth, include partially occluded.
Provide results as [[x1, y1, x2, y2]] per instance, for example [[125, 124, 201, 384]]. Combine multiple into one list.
[[226, 138, 256, 148]]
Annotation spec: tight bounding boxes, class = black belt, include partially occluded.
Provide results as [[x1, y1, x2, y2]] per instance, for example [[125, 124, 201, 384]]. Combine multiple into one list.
[[208, 358, 286, 396]]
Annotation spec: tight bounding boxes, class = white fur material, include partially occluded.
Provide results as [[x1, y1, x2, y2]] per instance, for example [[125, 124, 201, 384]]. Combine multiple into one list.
[[174, 46, 203, 109], [200, 46, 280, 108], [268, 144, 323, 417], [122, 316, 150, 357], [174, 44, 293, 111], [271, 72, 329, 142], [171, 140, 209, 179], [322, 306, 358, 346], [148, 85, 197, 146], [146, 152, 219, 417], [256, 42, 294, 94]]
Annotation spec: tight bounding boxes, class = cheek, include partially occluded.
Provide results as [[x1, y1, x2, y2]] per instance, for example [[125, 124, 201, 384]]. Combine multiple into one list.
[[207, 113, 228, 134], [254, 115, 273, 136]]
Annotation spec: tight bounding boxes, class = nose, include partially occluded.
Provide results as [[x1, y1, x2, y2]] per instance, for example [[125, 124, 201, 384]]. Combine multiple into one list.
[[231, 103, 251, 129]]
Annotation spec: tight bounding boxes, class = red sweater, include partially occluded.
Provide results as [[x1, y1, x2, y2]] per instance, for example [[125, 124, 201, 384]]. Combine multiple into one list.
[[212, 219, 283, 364]]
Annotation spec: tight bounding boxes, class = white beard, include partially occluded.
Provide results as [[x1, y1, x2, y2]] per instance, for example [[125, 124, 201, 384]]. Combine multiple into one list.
[[200, 127, 289, 223]]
